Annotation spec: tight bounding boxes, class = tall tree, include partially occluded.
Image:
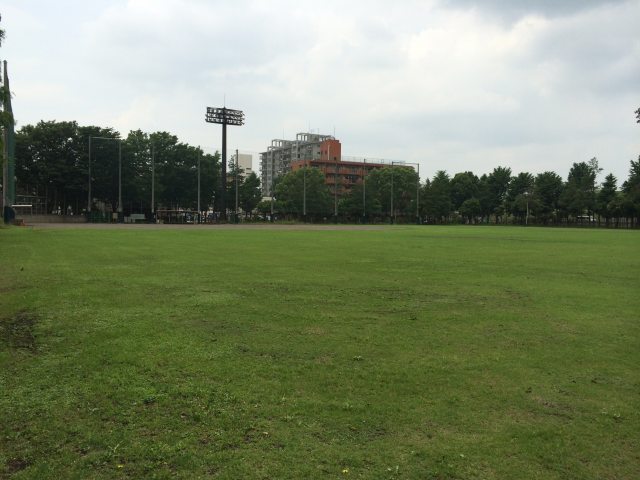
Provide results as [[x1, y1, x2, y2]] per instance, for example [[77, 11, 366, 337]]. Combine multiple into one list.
[[275, 167, 332, 219], [365, 166, 420, 220], [596, 173, 618, 225], [485, 166, 512, 223], [340, 179, 379, 219], [239, 171, 261, 217], [459, 197, 481, 224], [622, 157, 640, 225], [15, 121, 109, 213], [507, 172, 534, 223], [560, 161, 597, 220], [423, 170, 452, 223], [226, 155, 245, 215], [533, 171, 563, 224], [450, 171, 479, 211]]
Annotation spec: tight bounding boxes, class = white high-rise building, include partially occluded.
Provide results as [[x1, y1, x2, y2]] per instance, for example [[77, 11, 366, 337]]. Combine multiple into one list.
[[260, 133, 336, 197], [235, 153, 253, 177]]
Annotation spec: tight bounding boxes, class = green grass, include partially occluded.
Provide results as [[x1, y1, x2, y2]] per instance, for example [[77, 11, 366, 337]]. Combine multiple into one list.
[[1, 225, 639, 479]]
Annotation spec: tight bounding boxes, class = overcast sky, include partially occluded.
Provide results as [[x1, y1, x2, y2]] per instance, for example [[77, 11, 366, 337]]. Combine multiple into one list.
[[2, 0, 639, 182]]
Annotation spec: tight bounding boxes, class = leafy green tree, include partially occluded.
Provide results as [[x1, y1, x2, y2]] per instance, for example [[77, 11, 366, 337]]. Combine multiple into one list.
[[507, 172, 534, 222], [340, 179, 380, 220], [423, 170, 452, 223], [622, 157, 640, 225], [148, 132, 219, 212], [275, 167, 332, 219], [15, 121, 110, 213], [559, 161, 597, 220], [364, 166, 420, 221], [226, 155, 245, 213], [606, 193, 629, 227], [256, 199, 272, 217], [596, 173, 618, 225], [533, 171, 563, 224], [122, 129, 152, 213], [239, 172, 261, 217], [482, 166, 511, 223], [450, 171, 479, 211], [459, 197, 481, 224], [476, 174, 491, 223]]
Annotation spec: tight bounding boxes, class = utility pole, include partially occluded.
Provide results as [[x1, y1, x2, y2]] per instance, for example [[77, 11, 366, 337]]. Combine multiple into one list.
[[416, 163, 420, 225], [270, 150, 275, 222], [331, 143, 337, 221], [197, 149, 201, 222], [390, 162, 394, 224], [235, 148, 239, 223], [118, 139, 122, 220], [363, 159, 366, 223], [151, 144, 155, 220], [87, 136, 92, 213], [2, 61, 16, 224], [303, 164, 307, 221]]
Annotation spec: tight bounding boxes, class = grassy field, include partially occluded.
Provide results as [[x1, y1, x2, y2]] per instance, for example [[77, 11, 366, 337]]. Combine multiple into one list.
[[0, 225, 639, 479]]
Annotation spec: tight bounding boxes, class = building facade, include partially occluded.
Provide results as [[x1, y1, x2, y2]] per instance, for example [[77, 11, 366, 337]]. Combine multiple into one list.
[[232, 153, 253, 177], [290, 158, 387, 195], [260, 133, 341, 197], [259, 132, 408, 197]]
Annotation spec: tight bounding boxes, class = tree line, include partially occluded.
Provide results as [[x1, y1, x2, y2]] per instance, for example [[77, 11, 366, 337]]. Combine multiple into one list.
[[4, 118, 640, 227], [8, 120, 261, 218], [262, 158, 640, 227]]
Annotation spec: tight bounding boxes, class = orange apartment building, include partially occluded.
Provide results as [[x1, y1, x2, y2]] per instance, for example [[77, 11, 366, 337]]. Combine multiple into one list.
[[291, 138, 387, 194], [260, 133, 388, 196]]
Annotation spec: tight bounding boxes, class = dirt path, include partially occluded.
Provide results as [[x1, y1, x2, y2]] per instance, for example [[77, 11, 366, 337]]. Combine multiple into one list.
[[26, 222, 393, 231]]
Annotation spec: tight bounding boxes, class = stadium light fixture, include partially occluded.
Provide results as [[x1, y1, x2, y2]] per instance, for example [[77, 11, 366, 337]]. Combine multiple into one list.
[[205, 107, 245, 219]]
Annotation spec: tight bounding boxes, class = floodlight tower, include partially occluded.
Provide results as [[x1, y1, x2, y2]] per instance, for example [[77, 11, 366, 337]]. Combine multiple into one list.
[[205, 107, 244, 219]]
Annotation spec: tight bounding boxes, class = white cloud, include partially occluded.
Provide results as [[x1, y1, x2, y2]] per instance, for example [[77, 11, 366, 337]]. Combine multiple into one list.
[[2, 0, 639, 182]]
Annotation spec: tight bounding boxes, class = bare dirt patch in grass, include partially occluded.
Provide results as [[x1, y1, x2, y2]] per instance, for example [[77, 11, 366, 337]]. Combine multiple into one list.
[[0, 310, 39, 352]]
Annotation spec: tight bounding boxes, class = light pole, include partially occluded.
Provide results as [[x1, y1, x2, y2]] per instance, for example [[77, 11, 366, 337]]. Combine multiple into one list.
[[118, 140, 122, 218], [416, 163, 420, 224], [87, 136, 91, 213], [151, 144, 155, 220], [270, 150, 275, 223], [205, 107, 244, 221], [362, 158, 366, 223], [303, 164, 307, 222], [331, 143, 338, 222], [235, 149, 239, 223], [390, 161, 396, 224], [525, 191, 530, 226]]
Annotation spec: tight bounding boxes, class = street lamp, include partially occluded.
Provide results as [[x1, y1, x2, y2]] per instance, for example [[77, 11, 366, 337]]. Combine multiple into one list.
[[205, 106, 244, 220]]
